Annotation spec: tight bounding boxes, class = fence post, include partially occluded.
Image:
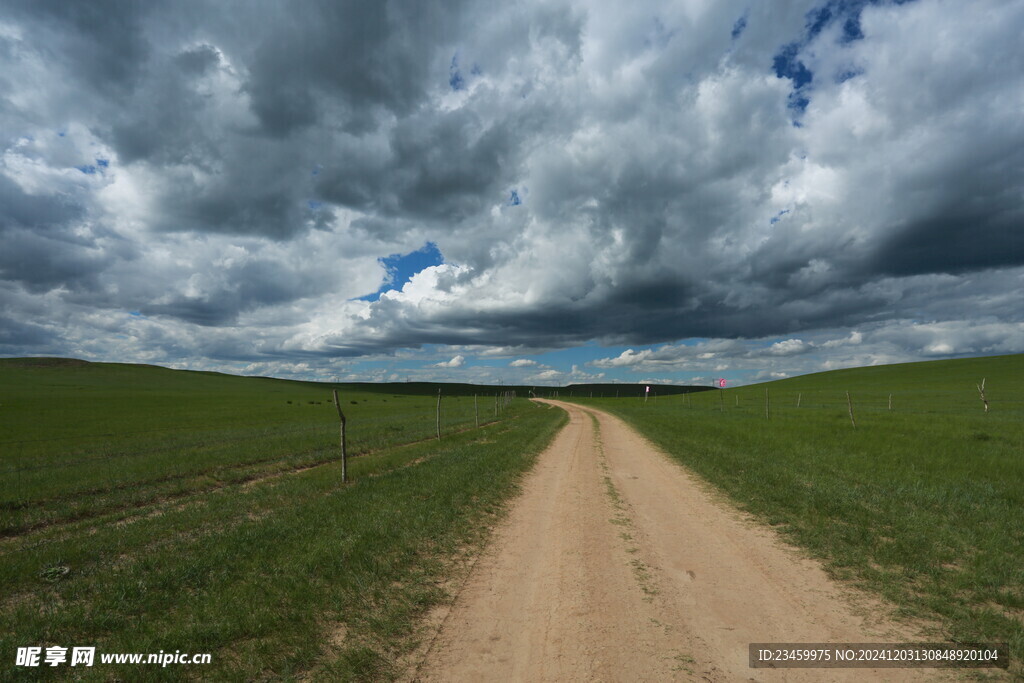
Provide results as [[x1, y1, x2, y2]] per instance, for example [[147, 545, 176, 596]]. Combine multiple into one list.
[[765, 388, 770, 420], [846, 391, 857, 428], [332, 389, 348, 484], [888, 393, 892, 411], [436, 388, 442, 440], [977, 379, 989, 413], [474, 393, 479, 428]]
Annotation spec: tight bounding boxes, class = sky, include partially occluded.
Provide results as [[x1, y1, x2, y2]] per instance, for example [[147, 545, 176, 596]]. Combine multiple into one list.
[[0, 0, 1022, 387]]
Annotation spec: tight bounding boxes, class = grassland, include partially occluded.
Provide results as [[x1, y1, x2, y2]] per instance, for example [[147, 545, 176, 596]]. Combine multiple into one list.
[[1, 358, 523, 536], [567, 353, 1024, 675], [0, 358, 565, 680]]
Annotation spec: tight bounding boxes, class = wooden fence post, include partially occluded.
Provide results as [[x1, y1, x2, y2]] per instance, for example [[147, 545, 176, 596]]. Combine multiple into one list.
[[332, 389, 348, 484], [436, 388, 442, 440], [888, 393, 892, 411], [846, 391, 857, 428], [474, 394, 479, 428], [797, 392, 802, 408], [765, 388, 770, 420], [977, 379, 989, 413]]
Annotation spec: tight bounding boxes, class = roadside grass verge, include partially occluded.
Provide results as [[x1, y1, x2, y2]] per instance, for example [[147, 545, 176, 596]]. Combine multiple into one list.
[[1, 397, 565, 680], [568, 354, 1024, 676]]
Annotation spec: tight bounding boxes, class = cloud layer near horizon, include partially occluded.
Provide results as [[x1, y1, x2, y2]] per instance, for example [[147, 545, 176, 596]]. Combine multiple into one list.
[[1, 0, 1022, 379]]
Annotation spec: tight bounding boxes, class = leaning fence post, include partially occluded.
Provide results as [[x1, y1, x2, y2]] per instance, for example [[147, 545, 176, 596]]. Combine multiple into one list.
[[436, 388, 442, 439], [765, 388, 770, 420], [332, 389, 348, 484], [977, 379, 989, 413], [846, 391, 857, 428]]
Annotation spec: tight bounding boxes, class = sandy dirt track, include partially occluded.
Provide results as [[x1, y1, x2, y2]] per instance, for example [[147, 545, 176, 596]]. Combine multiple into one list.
[[409, 400, 939, 682]]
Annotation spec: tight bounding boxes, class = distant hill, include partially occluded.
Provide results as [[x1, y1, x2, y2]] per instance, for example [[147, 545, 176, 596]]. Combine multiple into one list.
[[0, 358, 713, 397], [559, 383, 714, 397]]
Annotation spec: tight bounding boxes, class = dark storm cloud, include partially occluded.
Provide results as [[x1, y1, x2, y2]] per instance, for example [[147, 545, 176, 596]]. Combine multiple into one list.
[[0, 313, 53, 350], [0, 227, 111, 293], [315, 107, 521, 222], [5, 0, 151, 93], [869, 148, 1024, 277], [0, 0, 1022, 375], [0, 173, 82, 230], [240, 0, 466, 137], [140, 256, 330, 326]]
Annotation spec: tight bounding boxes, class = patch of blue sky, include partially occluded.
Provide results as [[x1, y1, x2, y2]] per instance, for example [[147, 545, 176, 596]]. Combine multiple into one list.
[[449, 52, 465, 91], [357, 242, 445, 302], [770, 209, 790, 225], [509, 189, 521, 206], [773, 42, 813, 89], [805, 2, 838, 38], [840, 15, 864, 42], [731, 13, 748, 40], [76, 164, 97, 174], [96, 158, 109, 167], [307, 199, 322, 210], [836, 67, 863, 83]]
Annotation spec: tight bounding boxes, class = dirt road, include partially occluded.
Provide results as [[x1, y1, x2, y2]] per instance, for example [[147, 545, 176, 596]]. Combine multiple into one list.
[[410, 400, 937, 681]]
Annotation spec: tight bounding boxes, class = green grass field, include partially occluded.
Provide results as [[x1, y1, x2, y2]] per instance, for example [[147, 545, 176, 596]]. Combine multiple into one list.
[[1, 358, 524, 536], [567, 353, 1024, 675], [0, 358, 565, 680]]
